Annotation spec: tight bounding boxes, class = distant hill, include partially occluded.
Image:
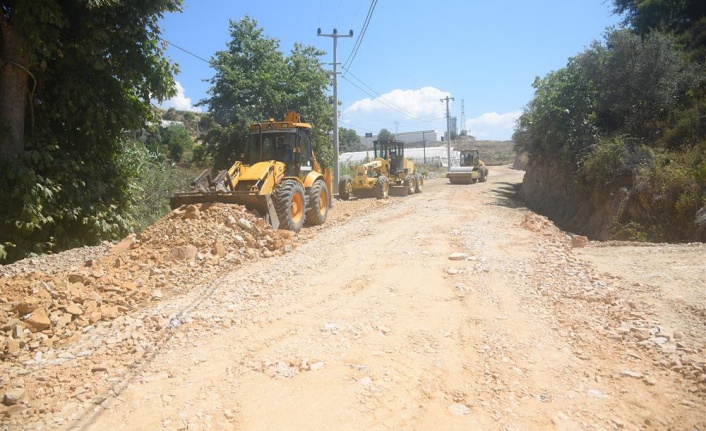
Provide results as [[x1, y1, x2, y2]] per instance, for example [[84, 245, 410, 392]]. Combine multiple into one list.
[[452, 138, 516, 166], [154, 107, 210, 140]]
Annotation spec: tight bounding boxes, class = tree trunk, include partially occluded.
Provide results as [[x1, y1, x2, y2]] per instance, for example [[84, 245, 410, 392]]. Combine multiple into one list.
[[0, 15, 29, 166]]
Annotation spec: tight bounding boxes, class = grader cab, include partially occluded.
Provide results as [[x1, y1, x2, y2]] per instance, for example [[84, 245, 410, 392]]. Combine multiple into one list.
[[338, 139, 423, 200]]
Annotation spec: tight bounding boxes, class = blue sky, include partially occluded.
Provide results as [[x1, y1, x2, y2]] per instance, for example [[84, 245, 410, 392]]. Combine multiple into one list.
[[158, 1, 622, 140]]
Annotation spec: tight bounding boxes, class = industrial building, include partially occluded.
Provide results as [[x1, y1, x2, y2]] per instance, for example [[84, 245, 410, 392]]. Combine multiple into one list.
[[360, 130, 439, 149], [340, 145, 461, 168]]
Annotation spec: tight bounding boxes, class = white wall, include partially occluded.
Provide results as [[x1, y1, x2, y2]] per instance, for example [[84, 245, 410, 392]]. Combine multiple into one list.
[[340, 145, 459, 168]]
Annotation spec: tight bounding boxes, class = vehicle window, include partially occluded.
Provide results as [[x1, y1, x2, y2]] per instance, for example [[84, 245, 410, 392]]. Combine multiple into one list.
[[298, 131, 311, 167]]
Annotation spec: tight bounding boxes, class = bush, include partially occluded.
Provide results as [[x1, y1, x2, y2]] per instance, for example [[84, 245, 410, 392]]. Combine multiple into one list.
[[119, 140, 201, 231], [612, 221, 649, 242], [0, 142, 133, 263], [635, 144, 706, 229], [581, 136, 654, 185], [191, 145, 210, 166], [160, 124, 193, 163]]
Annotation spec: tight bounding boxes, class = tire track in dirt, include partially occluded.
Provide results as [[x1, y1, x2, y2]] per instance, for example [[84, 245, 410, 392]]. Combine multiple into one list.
[[39, 168, 706, 431]]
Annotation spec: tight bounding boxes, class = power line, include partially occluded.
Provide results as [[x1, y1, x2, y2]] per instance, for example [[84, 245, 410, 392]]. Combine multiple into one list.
[[342, 67, 385, 99], [342, 0, 378, 72], [339, 122, 369, 133], [342, 68, 440, 122], [405, 116, 448, 126], [343, 0, 375, 71], [341, 74, 414, 118], [159, 37, 211, 65], [342, 70, 416, 117]]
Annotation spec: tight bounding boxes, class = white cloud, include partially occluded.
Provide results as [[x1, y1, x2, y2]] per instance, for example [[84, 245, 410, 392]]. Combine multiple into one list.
[[465, 111, 521, 141], [340, 86, 454, 137], [160, 81, 202, 112], [341, 88, 520, 140], [344, 86, 450, 119]]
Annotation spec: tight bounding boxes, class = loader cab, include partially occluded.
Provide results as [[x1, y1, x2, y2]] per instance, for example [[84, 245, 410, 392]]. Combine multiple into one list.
[[242, 131, 292, 164], [245, 125, 313, 179], [294, 128, 314, 180]]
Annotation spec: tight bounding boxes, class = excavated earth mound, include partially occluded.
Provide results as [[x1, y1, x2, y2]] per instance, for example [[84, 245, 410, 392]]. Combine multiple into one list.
[[0, 194, 395, 427], [0, 203, 297, 364]]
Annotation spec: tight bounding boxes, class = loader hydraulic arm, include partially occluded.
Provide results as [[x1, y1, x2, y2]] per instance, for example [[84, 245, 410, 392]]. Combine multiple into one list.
[[225, 161, 243, 190], [252, 160, 279, 193]]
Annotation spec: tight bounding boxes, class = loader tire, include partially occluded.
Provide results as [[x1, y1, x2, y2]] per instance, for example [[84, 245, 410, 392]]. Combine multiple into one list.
[[273, 179, 306, 232], [374, 175, 389, 199], [338, 175, 352, 201], [479, 167, 488, 182], [405, 176, 416, 195], [305, 179, 329, 226], [414, 174, 424, 193]]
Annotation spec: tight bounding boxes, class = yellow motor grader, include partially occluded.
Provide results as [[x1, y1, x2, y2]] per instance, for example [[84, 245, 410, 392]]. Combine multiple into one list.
[[338, 139, 423, 200], [446, 149, 488, 184], [169, 111, 332, 232]]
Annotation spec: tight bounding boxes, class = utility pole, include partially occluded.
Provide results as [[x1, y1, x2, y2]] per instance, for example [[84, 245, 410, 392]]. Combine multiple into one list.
[[422, 130, 426, 166], [440, 95, 454, 171], [318, 28, 353, 195]]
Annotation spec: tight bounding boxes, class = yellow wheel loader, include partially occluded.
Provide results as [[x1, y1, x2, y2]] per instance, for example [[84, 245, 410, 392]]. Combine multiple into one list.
[[170, 111, 332, 232], [446, 149, 488, 184], [339, 139, 423, 200]]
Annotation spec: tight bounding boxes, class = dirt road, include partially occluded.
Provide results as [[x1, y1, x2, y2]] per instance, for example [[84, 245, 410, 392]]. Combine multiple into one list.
[[2, 167, 705, 430]]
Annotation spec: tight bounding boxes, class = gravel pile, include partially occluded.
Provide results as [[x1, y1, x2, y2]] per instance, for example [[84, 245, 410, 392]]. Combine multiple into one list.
[[0, 203, 297, 364], [0, 244, 113, 279], [0, 194, 397, 428]]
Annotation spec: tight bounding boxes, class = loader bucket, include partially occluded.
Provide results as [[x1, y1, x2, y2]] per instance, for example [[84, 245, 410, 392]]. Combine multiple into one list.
[[169, 191, 262, 211], [170, 190, 280, 229]]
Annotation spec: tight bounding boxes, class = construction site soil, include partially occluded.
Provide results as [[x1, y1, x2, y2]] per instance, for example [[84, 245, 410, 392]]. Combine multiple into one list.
[[1, 166, 704, 431]]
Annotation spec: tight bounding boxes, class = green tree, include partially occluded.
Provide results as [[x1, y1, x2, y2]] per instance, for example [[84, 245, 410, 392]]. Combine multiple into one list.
[[580, 30, 699, 140], [377, 128, 392, 141], [613, 0, 706, 61], [611, 0, 706, 151], [284, 43, 334, 166], [160, 123, 193, 162], [120, 140, 196, 230], [200, 16, 332, 169], [191, 144, 210, 166], [339, 127, 364, 152], [514, 29, 698, 163], [514, 19, 706, 241], [513, 58, 598, 164], [0, 0, 181, 262], [608, 0, 706, 240]]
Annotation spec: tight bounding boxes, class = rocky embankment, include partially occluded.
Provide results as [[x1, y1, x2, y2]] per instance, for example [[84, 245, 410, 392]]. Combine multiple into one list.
[[520, 156, 706, 241]]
